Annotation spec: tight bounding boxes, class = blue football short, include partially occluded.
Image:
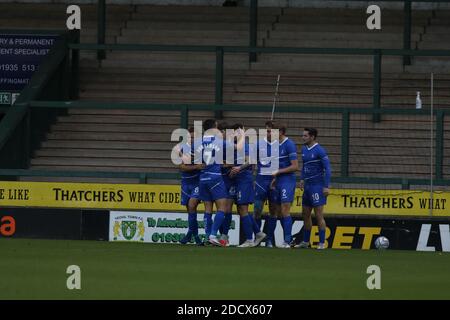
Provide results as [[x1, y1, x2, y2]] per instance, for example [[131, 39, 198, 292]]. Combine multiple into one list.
[[254, 175, 278, 203], [302, 183, 327, 208], [272, 175, 296, 204], [180, 182, 200, 206], [223, 176, 237, 200], [234, 178, 255, 205], [199, 178, 228, 202]]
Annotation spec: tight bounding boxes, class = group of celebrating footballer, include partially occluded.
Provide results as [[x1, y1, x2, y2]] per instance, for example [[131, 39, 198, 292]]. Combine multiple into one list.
[[177, 119, 331, 249]]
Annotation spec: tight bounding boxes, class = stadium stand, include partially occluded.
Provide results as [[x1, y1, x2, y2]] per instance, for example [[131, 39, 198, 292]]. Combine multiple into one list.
[[1, 2, 449, 185]]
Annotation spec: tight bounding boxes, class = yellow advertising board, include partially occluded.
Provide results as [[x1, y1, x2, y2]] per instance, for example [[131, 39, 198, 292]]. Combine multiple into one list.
[[0, 181, 448, 216]]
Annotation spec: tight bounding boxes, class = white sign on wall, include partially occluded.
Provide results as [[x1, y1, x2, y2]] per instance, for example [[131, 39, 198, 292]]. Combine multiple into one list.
[[110, 211, 240, 245]]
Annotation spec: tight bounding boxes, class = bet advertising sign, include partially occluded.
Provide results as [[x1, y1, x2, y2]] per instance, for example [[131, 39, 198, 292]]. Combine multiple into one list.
[[289, 216, 450, 252]]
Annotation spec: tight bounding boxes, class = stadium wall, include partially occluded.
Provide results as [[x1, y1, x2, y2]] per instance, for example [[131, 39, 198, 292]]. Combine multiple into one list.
[[0, 208, 109, 240], [2, 208, 447, 251], [5, 0, 450, 9], [107, 211, 450, 251]]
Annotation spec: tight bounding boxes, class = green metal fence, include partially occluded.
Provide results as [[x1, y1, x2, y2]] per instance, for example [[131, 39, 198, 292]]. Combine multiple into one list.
[[0, 99, 447, 188], [92, 0, 450, 66], [69, 43, 450, 115]]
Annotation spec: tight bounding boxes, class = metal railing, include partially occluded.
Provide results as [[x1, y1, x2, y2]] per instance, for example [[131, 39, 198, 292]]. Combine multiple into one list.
[[0, 99, 447, 188], [69, 43, 450, 117], [93, 0, 450, 65]]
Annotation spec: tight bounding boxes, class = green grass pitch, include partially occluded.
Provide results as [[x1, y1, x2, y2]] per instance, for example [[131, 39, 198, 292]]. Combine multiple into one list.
[[1, 238, 449, 300]]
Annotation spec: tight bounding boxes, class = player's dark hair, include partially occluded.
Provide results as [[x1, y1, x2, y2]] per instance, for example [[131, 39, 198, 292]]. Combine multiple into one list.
[[218, 121, 229, 131], [304, 128, 318, 139], [278, 123, 286, 135], [188, 126, 194, 133], [203, 119, 217, 131], [232, 123, 244, 130], [265, 120, 286, 135], [265, 120, 275, 128]]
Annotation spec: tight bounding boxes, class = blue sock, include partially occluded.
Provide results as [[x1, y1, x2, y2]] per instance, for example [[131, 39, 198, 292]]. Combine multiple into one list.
[[281, 216, 293, 244], [253, 200, 263, 230], [319, 228, 326, 244], [267, 216, 277, 242], [183, 230, 193, 241], [255, 217, 262, 230], [188, 212, 199, 236], [241, 215, 253, 240], [249, 213, 260, 235], [303, 229, 311, 243], [204, 213, 212, 238], [211, 211, 225, 237], [222, 213, 232, 235]]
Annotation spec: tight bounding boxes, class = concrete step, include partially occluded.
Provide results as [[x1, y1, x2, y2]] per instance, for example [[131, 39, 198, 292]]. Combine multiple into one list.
[[351, 155, 432, 166], [0, 3, 131, 13], [135, 5, 282, 15], [51, 123, 177, 134], [349, 137, 434, 147], [30, 157, 177, 169], [78, 94, 216, 104], [116, 36, 256, 46], [265, 38, 410, 49], [268, 30, 420, 41], [349, 163, 431, 174], [423, 25, 450, 34], [35, 148, 172, 159], [125, 21, 273, 31], [29, 165, 179, 173], [99, 56, 249, 70], [282, 8, 431, 18], [120, 29, 254, 38], [79, 92, 216, 102], [428, 17, 450, 25], [417, 40, 450, 50], [129, 12, 278, 23], [0, 19, 125, 28], [57, 115, 180, 125], [19, 176, 142, 184], [277, 15, 429, 25], [251, 55, 403, 72], [66, 109, 212, 117], [78, 76, 225, 86], [240, 70, 450, 80], [79, 66, 224, 77], [41, 140, 173, 151], [80, 83, 219, 92], [46, 131, 172, 142], [349, 146, 434, 156], [274, 24, 424, 33]]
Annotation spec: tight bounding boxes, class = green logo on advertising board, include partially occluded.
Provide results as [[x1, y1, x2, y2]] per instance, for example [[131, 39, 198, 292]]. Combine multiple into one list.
[[0, 92, 11, 105], [121, 221, 137, 240]]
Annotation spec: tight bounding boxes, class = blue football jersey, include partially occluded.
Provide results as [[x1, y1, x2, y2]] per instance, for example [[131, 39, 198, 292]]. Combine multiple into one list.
[[300, 143, 331, 187], [194, 135, 229, 181], [178, 142, 199, 184], [233, 142, 253, 181], [277, 137, 298, 178], [255, 138, 277, 177]]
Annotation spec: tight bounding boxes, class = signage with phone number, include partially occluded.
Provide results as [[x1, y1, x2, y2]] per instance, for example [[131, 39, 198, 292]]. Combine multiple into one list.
[[0, 34, 58, 91]]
